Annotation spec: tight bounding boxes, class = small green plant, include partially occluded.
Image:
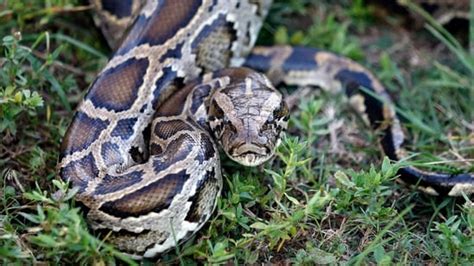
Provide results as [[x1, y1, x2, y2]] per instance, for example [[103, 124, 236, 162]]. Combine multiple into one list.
[[333, 157, 399, 212], [1, 0, 473, 264], [0, 34, 44, 135], [273, 13, 363, 59], [348, 0, 376, 30], [266, 136, 309, 198], [430, 201, 474, 263], [12, 180, 135, 265]]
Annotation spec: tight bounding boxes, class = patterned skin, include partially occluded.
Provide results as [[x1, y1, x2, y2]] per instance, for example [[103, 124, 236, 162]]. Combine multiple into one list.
[[58, 0, 474, 259]]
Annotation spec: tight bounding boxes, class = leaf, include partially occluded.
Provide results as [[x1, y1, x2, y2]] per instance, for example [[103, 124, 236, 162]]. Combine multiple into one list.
[[250, 222, 267, 230], [334, 171, 355, 188]]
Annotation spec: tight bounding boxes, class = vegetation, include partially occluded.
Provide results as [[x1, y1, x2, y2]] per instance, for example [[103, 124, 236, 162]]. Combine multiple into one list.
[[1, 0, 472, 264]]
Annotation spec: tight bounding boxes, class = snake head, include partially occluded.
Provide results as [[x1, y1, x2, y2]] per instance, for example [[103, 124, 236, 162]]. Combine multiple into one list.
[[208, 69, 289, 166]]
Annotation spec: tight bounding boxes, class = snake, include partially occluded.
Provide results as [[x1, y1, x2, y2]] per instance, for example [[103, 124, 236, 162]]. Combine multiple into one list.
[[57, 0, 474, 259]]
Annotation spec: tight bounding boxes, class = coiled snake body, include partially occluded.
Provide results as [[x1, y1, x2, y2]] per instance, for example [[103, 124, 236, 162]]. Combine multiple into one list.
[[58, 0, 474, 258]]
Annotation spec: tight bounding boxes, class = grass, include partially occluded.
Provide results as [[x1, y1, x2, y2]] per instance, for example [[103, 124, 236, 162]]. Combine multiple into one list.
[[1, 0, 473, 264]]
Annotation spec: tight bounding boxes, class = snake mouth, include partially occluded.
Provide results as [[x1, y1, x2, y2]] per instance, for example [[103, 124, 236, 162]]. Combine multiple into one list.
[[232, 152, 273, 166], [228, 143, 272, 166]]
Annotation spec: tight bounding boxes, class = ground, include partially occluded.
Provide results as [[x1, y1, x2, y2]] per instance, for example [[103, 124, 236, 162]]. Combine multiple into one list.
[[0, 0, 473, 264]]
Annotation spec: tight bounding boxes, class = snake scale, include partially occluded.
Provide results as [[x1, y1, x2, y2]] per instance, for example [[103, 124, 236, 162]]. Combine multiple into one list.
[[57, 0, 474, 259]]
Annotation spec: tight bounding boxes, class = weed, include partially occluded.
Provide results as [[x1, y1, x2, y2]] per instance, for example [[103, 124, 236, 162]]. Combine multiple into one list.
[[1, 0, 473, 264]]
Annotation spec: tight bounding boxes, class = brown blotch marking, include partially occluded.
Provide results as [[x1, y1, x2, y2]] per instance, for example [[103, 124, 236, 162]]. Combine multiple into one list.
[[153, 119, 194, 140], [118, 0, 203, 54], [155, 77, 200, 117], [99, 170, 189, 218], [60, 153, 98, 192], [87, 57, 149, 112], [95, 170, 143, 195], [152, 133, 195, 173], [60, 112, 108, 157]]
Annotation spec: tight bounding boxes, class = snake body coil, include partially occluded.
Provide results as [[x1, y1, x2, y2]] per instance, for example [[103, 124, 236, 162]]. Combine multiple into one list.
[[58, 0, 474, 258]]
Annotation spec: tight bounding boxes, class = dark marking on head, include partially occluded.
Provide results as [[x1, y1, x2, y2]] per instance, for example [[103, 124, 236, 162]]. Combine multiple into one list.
[[210, 119, 223, 137], [208, 96, 231, 142], [98, 170, 189, 218], [101, 0, 133, 18], [87, 57, 149, 112], [60, 112, 109, 157], [60, 153, 98, 192], [101, 141, 124, 167], [95, 170, 143, 195], [117, 0, 202, 54], [111, 118, 138, 140], [209, 98, 225, 119]]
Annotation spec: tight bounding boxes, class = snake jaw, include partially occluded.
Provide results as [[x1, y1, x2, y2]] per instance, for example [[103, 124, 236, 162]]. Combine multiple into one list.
[[230, 152, 274, 166], [227, 142, 273, 166]]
